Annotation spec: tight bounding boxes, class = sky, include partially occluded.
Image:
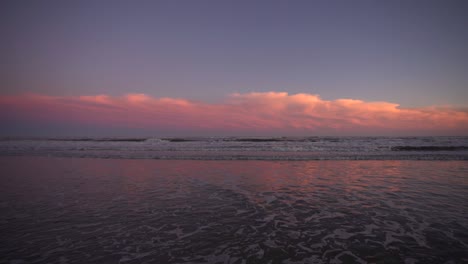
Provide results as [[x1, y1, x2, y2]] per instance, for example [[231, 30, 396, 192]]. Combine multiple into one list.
[[1, 0, 467, 136]]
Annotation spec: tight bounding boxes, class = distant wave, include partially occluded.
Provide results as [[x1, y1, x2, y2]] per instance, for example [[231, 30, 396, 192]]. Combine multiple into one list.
[[391, 146, 468, 151], [224, 138, 286, 142], [1, 136, 468, 160], [52, 138, 148, 142], [159, 137, 302, 142], [161, 137, 341, 142], [4, 136, 463, 144], [160, 138, 203, 142]]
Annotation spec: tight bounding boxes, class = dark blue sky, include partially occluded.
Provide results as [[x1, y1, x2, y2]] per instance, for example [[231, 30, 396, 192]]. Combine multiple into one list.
[[2, 0, 467, 107]]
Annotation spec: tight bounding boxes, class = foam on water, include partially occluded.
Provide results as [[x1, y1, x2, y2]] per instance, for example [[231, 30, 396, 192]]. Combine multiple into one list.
[[1, 157, 467, 263], [0, 136, 467, 160]]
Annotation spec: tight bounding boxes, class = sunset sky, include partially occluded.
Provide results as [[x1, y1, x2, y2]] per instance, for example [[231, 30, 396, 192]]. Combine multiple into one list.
[[1, 0, 467, 136]]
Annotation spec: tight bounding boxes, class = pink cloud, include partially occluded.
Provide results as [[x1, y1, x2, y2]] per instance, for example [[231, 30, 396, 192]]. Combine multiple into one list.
[[1, 92, 467, 135]]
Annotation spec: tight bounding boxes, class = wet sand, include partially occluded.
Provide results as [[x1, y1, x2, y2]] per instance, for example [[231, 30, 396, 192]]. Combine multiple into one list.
[[1, 157, 467, 263]]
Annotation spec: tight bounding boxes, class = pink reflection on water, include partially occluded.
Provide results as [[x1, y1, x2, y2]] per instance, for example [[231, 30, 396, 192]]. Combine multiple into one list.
[[1, 157, 468, 263], [2, 157, 467, 206]]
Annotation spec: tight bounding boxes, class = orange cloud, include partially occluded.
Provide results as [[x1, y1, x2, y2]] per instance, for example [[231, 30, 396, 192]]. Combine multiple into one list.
[[1, 92, 467, 135]]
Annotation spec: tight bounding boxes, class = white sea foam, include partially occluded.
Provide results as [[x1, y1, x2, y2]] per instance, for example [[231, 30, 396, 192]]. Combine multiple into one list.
[[0, 136, 467, 160], [1, 157, 468, 263]]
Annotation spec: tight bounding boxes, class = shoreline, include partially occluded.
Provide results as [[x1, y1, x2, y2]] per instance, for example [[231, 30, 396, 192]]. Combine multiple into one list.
[[1, 156, 467, 263]]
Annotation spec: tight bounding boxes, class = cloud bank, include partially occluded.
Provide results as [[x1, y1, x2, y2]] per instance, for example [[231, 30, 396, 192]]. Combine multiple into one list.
[[1, 92, 467, 136]]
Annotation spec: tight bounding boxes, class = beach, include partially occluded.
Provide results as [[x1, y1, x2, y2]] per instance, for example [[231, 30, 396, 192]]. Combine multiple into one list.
[[3, 0, 468, 262], [1, 157, 467, 263]]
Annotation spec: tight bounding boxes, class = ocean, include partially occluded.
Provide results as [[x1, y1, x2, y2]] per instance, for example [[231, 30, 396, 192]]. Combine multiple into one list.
[[1, 137, 467, 263], [1, 136, 467, 160]]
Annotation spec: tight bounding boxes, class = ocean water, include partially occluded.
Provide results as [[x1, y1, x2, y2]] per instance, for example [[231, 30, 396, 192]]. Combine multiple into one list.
[[1, 137, 468, 263], [1, 136, 467, 160]]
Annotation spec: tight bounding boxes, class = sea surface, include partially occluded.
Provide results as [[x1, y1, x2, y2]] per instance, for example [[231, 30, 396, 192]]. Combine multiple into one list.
[[1, 136, 467, 160], [1, 137, 468, 263]]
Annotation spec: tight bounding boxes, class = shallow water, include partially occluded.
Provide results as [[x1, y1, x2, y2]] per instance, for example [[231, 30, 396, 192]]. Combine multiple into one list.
[[1, 157, 468, 263]]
